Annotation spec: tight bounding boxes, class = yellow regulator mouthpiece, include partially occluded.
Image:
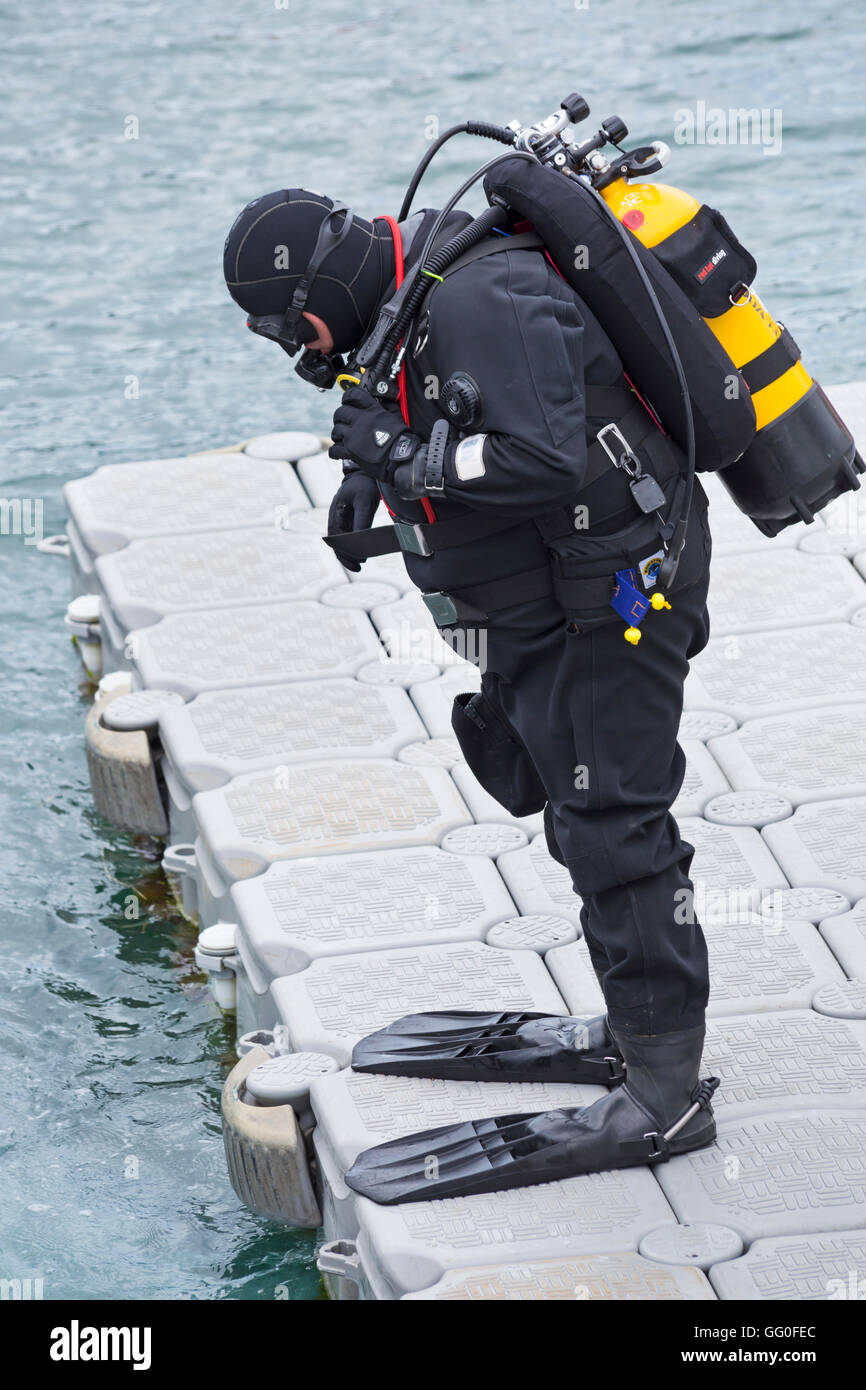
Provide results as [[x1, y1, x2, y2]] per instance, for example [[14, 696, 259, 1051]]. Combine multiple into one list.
[[336, 365, 365, 390]]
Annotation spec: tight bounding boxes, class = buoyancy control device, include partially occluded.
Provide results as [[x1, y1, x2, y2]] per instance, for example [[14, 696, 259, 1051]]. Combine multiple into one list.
[[353, 91, 862, 565], [486, 99, 866, 535], [483, 154, 756, 477]]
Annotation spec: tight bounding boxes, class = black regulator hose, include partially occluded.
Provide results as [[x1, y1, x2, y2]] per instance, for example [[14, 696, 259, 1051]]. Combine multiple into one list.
[[398, 121, 517, 221]]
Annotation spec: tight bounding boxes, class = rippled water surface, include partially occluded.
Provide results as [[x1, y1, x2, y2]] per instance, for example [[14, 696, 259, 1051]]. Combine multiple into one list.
[[2, 0, 864, 1299]]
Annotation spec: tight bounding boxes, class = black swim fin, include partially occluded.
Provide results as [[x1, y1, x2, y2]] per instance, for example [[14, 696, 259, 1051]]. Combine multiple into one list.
[[350, 1011, 625, 1085], [345, 1028, 719, 1205]]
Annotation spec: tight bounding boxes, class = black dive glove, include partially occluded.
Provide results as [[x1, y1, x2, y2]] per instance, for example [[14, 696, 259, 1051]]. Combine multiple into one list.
[[326, 465, 381, 572], [329, 386, 420, 483]]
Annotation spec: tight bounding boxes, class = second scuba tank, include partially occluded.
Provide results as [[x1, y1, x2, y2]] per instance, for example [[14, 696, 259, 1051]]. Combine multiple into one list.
[[600, 174, 865, 534]]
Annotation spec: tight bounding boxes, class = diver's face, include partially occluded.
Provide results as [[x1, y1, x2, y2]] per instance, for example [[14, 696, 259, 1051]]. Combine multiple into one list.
[[302, 311, 333, 353]]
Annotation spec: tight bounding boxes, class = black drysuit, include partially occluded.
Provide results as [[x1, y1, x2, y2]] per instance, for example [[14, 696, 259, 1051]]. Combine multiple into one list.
[[377, 211, 713, 1038]]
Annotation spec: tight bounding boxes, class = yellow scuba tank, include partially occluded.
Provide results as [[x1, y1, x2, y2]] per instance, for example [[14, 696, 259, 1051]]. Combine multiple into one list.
[[600, 163, 864, 534]]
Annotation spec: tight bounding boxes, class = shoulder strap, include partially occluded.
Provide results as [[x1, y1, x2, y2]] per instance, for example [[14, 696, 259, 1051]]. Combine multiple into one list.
[[410, 229, 545, 361], [438, 229, 545, 280]]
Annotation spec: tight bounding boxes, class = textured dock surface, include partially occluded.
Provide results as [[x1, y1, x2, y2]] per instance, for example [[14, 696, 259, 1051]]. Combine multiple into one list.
[[67, 380, 866, 1299]]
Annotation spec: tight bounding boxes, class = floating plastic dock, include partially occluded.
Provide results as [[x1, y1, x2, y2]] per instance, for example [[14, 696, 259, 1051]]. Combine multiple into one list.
[[60, 380, 866, 1300]]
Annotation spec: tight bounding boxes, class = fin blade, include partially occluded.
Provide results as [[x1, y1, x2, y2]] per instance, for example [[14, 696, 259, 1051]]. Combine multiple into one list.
[[345, 1112, 555, 1205], [351, 1011, 552, 1077]]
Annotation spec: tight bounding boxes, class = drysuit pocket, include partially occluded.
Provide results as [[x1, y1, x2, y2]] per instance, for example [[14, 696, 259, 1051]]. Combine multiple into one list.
[[451, 690, 547, 817]]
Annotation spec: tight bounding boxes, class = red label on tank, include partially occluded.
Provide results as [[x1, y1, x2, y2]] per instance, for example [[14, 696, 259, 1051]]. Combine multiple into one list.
[[623, 209, 644, 230]]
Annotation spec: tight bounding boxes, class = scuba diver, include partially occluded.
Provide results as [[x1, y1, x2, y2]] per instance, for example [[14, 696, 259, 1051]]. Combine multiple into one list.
[[224, 97, 862, 1204]]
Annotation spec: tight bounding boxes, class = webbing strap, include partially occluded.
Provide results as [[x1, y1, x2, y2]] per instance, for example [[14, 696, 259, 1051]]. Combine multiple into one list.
[[323, 526, 402, 560], [435, 229, 545, 279], [740, 325, 801, 395], [424, 563, 556, 624], [323, 507, 521, 561], [582, 399, 656, 489], [536, 401, 659, 543]]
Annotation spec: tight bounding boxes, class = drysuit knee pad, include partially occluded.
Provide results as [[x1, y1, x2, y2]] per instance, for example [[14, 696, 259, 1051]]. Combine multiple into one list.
[[451, 691, 547, 818]]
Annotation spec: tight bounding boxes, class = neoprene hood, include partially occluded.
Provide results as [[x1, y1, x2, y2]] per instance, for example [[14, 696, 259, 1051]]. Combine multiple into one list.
[[223, 188, 395, 354]]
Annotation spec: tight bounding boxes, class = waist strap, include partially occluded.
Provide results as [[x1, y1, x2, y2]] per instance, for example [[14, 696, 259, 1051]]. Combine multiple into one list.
[[535, 398, 660, 543], [423, 520, 671, 627], [421, 564, 555, 626], [421, 562, 624, 627], [323, 507, 521, 561]]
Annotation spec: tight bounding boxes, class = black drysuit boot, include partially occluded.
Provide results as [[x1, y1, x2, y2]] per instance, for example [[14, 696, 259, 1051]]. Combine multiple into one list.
[[602, 1025, 718, 1161]]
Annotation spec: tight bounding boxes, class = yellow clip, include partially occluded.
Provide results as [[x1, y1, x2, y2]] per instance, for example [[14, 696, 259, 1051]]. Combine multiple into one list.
[[624, 626, 642, 645], [651, 592, 672, 611], [336, 365, 365, 390]]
